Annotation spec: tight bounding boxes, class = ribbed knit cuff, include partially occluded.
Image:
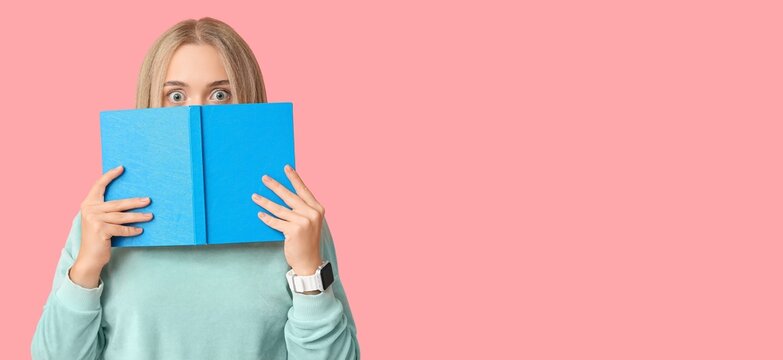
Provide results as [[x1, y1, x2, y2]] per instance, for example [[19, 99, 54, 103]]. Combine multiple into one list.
[[291, 286, 340, 321], [55, 266, 104, 312]]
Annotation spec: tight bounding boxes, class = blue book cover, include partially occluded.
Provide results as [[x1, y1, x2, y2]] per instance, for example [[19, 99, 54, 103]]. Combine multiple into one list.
[[99, 102, 296, 247]]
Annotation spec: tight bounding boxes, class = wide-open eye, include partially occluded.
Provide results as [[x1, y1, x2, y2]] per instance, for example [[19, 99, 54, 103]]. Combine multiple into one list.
[[210, 89, 231, 102], [167, 90, 185, 103]]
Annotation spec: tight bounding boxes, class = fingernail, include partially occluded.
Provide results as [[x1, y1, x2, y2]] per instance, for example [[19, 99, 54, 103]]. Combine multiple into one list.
[[284, 164, 292, 172], [140, 197, 150, 202], [115, 165, 123, 170]]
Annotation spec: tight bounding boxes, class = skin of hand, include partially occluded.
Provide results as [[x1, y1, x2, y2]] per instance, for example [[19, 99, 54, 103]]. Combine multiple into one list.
[[70, 165, 153, 288], [252, 164, 325, 280]]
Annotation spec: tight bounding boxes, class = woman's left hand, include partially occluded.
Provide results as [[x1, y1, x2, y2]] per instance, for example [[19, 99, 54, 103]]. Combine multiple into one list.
[[252, 164, 325, 276]]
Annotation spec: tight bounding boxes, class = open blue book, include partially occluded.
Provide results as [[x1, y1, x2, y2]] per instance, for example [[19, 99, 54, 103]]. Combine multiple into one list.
[[99, 102, 296, 247]]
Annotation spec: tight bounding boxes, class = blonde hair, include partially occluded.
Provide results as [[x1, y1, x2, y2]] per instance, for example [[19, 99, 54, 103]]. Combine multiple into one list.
[[135, 17, 267, 108]]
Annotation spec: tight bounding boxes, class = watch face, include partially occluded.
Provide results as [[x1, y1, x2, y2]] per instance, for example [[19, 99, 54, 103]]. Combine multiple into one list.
[[321, 262, 335, 290]]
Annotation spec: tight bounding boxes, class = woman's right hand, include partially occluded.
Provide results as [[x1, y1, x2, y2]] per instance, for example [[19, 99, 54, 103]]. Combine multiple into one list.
[[70, 165, 153, 288]]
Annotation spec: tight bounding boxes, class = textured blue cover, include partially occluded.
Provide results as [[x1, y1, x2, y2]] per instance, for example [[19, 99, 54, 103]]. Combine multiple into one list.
[[99, 102, 296, 247]]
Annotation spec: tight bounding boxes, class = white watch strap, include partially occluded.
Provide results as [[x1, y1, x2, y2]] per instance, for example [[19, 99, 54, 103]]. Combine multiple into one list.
[[286, 261, 328, 293], [292, 270, 323, 292]]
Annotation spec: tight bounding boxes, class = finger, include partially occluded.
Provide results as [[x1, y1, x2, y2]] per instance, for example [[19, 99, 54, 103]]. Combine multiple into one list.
[[96, 197, 151, 213], [105, 223, 144, 237], [261, 174, 308, 210], [99, 211, 153, 225], [251, 193, 306, 222], [257, 211, 290, 232], [283, 165, 323, 211], [87, 165, 125, 201]]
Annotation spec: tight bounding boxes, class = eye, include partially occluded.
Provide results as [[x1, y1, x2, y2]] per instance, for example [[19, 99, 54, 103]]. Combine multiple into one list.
[[167, 90, 185, 103], [210, 89, 231, 102]]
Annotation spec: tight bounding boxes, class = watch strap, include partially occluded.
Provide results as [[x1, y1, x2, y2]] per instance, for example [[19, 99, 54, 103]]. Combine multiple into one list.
[[286, 260, 333, 293]]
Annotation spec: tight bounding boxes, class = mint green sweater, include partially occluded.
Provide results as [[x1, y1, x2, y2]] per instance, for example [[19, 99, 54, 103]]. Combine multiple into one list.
[[31, 211, 360, 359]]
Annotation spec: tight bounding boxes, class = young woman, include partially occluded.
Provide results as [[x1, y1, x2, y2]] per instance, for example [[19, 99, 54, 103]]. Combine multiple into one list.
[[31, 17, 359, 359]]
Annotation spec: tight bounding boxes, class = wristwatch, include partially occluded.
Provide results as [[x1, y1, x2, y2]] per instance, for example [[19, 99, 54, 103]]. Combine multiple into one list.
[[286, 260, 334, 294]]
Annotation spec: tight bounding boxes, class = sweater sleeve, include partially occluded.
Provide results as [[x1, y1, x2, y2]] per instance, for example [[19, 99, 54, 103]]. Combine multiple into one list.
[[31, 210, 107, 360], [284, 215, 361, 359]]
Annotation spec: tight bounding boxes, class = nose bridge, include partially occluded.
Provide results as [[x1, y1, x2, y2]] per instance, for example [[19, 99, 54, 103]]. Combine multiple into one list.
[[188, 94, 205, 106]]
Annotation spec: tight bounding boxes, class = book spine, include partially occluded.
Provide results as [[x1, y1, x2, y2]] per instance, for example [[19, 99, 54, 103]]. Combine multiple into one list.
[[189, 106, 208, 245]]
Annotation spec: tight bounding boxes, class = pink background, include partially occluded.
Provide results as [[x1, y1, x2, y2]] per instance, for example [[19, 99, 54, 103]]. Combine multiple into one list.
[[2, 1, 781, 358]]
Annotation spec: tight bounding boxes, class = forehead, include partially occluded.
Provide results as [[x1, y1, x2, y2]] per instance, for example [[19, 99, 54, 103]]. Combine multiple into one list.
[[164, 44, 228, 85]]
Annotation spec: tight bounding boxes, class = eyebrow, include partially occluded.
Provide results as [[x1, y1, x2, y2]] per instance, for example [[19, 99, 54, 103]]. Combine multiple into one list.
[[163, 79, 230, 87]]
